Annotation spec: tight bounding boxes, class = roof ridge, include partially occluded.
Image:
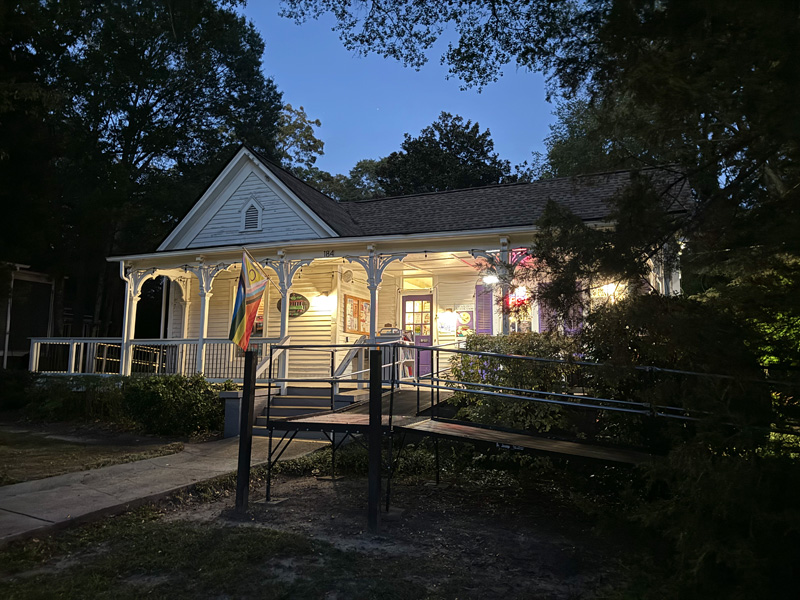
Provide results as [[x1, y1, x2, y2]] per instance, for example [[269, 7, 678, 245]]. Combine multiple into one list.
[[349, 165, 676, 205], [245, 145, 340, 203]]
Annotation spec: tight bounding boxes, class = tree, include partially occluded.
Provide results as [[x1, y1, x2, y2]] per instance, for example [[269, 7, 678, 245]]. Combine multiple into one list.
[[2, 0, 283, 334], [295, 159, 386, 202], [375, 112, 512, 195], [282, 1, 800, 368], [276, 104, 325, 170], [282, 3, 800, 593]]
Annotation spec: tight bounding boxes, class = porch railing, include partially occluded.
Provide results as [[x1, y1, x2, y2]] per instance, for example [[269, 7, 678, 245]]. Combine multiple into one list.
[[28, 337, 280, 380]]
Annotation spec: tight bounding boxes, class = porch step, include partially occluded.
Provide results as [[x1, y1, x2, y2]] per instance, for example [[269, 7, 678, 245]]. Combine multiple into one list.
[[271, 395, 335, 409], [252, 425, 330, 442]]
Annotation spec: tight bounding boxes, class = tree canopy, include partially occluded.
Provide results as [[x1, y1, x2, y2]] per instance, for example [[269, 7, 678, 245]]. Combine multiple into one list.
[[1, 0, 283, 333], [282, 1, 800, 369], [375, 112, 512, 195]]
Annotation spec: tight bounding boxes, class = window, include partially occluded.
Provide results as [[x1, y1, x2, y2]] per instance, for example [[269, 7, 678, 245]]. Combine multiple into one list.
[[403, 276, 433, 290], [240, 197, 262, 232]]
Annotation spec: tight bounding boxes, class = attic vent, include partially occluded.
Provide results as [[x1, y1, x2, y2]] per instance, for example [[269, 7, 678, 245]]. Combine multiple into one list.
[[240, 198, 262, 232], [244, 205, 259, 230]]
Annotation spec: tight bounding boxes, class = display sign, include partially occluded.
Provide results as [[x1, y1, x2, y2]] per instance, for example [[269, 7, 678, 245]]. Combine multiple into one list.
[[456, 310, 474, 337], [344, 294, 371, 335], [276, 293, 310, 318]]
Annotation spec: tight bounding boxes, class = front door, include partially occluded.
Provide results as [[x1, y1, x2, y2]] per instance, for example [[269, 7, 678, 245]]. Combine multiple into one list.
[[402, 295, 433, 376]]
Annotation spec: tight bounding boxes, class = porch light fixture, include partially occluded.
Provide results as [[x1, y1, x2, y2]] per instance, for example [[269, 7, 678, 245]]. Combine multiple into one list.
[[508, 286, 529, 308], [482, 273, 500, 285]]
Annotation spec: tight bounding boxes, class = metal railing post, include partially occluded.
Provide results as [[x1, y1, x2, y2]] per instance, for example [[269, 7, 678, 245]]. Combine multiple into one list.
[[330, 350, 335, 410]]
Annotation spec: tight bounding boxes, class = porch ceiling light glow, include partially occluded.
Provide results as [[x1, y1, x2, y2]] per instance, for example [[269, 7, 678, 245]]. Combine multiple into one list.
[[507, 286, 529, 308], [312, 292, 336, 312], [438, 308, 457, 328], [601, 283, 618, 296], [482, 273, 500, 285]]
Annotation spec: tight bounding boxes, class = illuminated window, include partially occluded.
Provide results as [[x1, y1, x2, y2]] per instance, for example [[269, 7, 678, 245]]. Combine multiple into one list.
[[403, 276, 433, 290]]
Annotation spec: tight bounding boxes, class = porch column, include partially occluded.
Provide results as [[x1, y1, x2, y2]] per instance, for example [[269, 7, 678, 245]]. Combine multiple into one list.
[[3, 266, 15, 369], [499, 237, 511, 335], [196, 289, 212, 374], [159, 275, 168, 339], [346, 245, 406, 344], [185, 260, 232, 375], [272, 251, 313, 392], [119, 263, 154, 376]]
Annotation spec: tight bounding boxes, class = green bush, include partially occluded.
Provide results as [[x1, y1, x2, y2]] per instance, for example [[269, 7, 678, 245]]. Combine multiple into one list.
[[635, 442, 800, 599], [0, 369, 39, 411], [449, 332, 580, 433], [23, 376, 127, 422], [122, 374, 225, 436]]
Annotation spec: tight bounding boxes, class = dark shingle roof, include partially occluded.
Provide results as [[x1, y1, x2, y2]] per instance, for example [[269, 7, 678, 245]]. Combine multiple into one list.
[[343, 168, 691, 236], [251, 147, 691, 238]]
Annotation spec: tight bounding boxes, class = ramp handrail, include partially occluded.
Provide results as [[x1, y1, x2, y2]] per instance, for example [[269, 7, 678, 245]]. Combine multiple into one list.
[[333, 335, 367, 377], [255, 335, 290, 378]]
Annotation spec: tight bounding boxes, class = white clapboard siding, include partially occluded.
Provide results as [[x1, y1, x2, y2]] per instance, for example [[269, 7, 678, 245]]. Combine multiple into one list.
[[378, 274, 399, 329], [284, 263, 336, 385], [188, 172, 321, 248]]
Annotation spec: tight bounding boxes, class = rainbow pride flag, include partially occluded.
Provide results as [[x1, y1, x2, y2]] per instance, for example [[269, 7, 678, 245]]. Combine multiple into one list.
[[229, 249, 269, 351]]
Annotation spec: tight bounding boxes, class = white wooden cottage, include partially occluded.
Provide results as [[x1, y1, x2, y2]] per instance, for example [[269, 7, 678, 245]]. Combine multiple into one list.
[[29, 146, 688, 384]]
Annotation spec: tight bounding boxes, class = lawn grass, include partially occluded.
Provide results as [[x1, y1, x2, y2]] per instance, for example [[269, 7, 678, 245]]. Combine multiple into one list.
[[0, 507, 438, 600], [0, 429, 183, 486]]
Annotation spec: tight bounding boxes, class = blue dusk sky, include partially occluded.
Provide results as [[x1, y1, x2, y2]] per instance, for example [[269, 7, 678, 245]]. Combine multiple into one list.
[[240, 5, 557, 177]]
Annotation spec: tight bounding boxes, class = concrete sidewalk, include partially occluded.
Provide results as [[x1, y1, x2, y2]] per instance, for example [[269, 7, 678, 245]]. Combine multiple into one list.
[[0, 436, 324, 547]]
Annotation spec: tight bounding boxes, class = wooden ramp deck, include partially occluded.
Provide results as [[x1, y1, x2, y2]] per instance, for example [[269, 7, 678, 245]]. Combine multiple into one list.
[[397, 419, 654, 466], [267, 389, 654, 466]]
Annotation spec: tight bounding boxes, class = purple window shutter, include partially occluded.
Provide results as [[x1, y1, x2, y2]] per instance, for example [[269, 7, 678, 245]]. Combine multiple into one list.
[[564, 303, 584, 335], [537, 284, 557, 333], [538, 283, 584, 334], [475, 285, 493, 334]]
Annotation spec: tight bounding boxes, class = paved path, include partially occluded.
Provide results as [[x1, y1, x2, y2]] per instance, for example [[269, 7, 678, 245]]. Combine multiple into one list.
[[0, 436, 323, 547]]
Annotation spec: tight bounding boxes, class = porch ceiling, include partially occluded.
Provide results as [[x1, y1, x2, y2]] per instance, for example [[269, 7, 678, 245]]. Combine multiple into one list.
[[384, 252, 481, 276]]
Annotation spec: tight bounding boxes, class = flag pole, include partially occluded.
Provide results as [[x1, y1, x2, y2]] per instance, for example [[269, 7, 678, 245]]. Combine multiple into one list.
[[235, 349, 257, 513]]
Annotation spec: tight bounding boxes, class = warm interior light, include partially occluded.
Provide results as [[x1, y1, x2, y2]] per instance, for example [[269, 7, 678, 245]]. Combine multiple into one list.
[[483, 274, 499, 285], [507, 286, 529, 308], [601, 283, 617, 296], [438, 309, 457, 329], [312, 292, 336, 312]]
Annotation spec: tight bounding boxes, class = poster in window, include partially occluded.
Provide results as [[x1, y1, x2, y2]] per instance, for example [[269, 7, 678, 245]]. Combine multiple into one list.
[[456, 310, 474, 337], [344, 294, 370, 335]]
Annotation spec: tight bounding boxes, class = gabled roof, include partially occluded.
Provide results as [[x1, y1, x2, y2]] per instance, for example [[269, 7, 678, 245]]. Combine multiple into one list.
[[159, 143, 691, 252], [341, 167, 691, 236], [248, 148, 364, 237]]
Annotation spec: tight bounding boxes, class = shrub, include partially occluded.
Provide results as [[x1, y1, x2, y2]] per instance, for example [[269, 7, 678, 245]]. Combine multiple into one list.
[[0, 369, 39, 411], [449, 332, 580, 433], [122, 374, 225, 436], [635, 442, 800, 599], [23, 375, 126, 422]]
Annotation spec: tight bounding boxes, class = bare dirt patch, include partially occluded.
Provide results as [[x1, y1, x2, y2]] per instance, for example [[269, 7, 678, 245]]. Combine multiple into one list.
[[164, 473, 633, 599]]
